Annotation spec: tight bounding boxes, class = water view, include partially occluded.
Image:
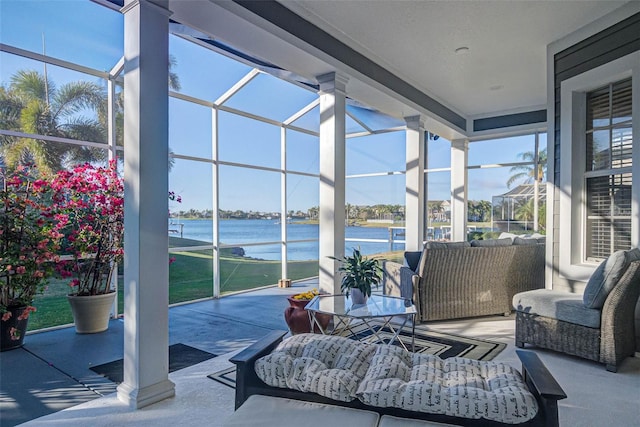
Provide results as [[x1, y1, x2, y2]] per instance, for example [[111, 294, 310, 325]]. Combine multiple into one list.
[[169, 218, 406, 260]]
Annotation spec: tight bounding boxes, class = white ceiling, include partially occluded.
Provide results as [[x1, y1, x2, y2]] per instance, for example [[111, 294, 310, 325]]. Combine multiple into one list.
[[279, 0, 628, 117], [168, 0, 631, 138]]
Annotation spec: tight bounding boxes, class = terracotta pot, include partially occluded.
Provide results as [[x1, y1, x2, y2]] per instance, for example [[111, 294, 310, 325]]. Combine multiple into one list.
[[284, 297, 330, 335], [0, 306, 30, 351], [67, 292, 116, 334]]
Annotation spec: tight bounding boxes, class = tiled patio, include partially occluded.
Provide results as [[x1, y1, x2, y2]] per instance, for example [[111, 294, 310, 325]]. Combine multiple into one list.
[[2, 279, 639, 426]]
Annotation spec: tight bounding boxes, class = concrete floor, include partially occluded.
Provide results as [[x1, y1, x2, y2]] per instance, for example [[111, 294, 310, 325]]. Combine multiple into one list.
[[2, 279, 640, 426]]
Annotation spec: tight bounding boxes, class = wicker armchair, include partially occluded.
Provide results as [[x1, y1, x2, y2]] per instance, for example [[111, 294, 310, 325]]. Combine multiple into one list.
[[513, 258, 640, 372]]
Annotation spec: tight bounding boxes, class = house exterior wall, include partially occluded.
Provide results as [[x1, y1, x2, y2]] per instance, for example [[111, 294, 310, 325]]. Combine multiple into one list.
[[548, 9, 640, 348]]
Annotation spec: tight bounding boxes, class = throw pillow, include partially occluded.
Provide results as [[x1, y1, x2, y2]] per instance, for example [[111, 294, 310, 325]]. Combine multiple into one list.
[[470, 238, 512, 247], [404, 251, 422, 272], [513, 237, 539, 246], [583, 250, 633, 309]]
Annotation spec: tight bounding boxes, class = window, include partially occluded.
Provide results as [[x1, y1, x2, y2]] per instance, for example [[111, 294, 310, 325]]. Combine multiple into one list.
[[584, 79, 633, 260], [559, 52, 638, 281]]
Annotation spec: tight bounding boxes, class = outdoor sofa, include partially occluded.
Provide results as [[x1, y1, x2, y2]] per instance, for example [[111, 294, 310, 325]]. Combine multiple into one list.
[[382, 238, 545, 322], [226, 331, 566, 427]]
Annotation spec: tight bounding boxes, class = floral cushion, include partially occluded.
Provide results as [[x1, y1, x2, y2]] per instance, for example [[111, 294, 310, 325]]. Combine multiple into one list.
[[254, 333, 377, 402], [356, 346, 538, 424]]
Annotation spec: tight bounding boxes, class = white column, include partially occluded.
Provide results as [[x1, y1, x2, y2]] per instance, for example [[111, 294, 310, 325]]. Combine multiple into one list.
[[281, 126, 288, 280], [404, 116, 425, 251], [118, 0, 175, 409], [450, 139, 468, 242], [318, 72, 348, 295]]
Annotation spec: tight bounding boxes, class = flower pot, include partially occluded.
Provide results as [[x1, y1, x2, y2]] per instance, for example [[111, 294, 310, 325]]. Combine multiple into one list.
[[0, 306, 30, 351], [350, 288, 368, 305], [67, 292, 116, 334], [284, 297, 330, 334]]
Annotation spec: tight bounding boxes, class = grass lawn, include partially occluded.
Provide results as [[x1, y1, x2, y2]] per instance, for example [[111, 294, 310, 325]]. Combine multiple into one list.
[[26, 238, 403, 331]]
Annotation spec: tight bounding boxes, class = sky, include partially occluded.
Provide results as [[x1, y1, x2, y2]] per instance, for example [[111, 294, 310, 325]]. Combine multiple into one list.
[[0, 0, 542, 213]]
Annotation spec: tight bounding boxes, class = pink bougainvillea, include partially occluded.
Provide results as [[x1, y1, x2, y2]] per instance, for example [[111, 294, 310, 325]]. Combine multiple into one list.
[[1, 164, 61, 316], [49, 161, 124, 296]]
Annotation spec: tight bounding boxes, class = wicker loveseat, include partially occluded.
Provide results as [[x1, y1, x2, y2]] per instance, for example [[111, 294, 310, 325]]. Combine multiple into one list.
[[382, 238, 545, 322], [513, 249, 640, 372]]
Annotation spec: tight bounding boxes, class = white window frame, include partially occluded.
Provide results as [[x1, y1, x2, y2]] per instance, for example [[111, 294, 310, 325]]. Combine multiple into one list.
[[559, 51, 639, 282]]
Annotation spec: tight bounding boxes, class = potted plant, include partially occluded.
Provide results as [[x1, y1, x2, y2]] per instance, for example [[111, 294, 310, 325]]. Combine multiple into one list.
[[332, 247, 383, 305], [1, 164, 61, 349], [284, 288, 330, 334], [49, 161, 124, 334]]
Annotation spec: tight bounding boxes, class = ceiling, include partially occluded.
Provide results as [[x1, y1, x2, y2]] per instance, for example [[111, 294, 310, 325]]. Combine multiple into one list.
[[167, 0, 631, 138]]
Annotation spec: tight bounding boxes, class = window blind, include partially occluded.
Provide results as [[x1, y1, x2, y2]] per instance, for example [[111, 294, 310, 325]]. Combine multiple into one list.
[[584, 78, 633, 261]]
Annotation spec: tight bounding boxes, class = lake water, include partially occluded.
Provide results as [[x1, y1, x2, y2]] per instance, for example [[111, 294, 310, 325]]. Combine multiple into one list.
[[169, 218, 406, 260]]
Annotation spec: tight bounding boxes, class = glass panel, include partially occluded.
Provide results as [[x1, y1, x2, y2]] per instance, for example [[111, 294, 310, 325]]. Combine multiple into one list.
[[220, 244, 282, 295], [346, 115, 367, 134], [427, 135, 451, 169], [169, 159, 213, 248], [585, 173, 631, 259], [587, 86, 610, 130], [426, 171, 451, 240], [468, 134, 535, 166], [287, 242, 319, 280], [612, 126, 633, 169], [346, 174, 405, 208], [291, 104, 320, 132], [28, 277, 74, 331], [346, 104, 404, 131], [286, 174, 319, 232], [345, 174, 405, 255], [1, 52, 109, 146], [586, 130, 610, 171], [218, 111, 280, 168], [0, 1, 123, 71], [286, 130, 319, 174], [468, 166, 542, 233], [169, 97, 212, 158], [169, 34, 253, 101], [346, 131, 405, 175], [611, 78, 632, 125], [169, 249, 214, 304], [219, 165, 280, 242], [224, 73, 317, 122]]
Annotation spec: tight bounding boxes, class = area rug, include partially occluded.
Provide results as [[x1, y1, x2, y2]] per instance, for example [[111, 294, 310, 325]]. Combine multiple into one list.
[[207, 325, 505, 389], [91, 343, 217, 384]]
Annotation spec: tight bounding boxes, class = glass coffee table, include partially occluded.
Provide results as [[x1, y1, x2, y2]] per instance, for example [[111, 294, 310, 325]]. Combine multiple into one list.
[[305, 294, 417, 351]]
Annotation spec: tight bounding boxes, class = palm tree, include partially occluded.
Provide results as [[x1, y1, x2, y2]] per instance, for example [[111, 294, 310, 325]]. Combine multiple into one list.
[[515, 198, 535, 229], [507, 148, 547, 189], [0, 70, 107, 173]]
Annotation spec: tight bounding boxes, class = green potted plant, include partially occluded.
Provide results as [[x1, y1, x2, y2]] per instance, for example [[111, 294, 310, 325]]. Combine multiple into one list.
[[332, 248, 383, 305], [1, 164, 61, 350]]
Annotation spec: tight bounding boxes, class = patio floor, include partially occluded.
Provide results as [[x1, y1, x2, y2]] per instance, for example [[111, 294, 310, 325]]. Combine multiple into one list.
[[1, 278, 639, 426]]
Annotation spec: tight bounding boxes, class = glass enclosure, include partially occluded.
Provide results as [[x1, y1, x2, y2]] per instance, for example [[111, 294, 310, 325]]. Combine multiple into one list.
[[0, 1, 547, 332]]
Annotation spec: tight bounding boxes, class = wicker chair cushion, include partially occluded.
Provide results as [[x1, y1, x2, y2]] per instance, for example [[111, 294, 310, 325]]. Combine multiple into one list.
[[357, 345, 538, 424], [513, 289, 601, 328], [254, 334, 376, 402], [512, 237, 539, 246], [583, 249, 640, 309], [470, 238, 513, 247]]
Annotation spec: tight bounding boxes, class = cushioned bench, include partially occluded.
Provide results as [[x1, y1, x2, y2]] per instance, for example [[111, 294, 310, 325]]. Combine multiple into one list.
[[229, 331, 566, 427]]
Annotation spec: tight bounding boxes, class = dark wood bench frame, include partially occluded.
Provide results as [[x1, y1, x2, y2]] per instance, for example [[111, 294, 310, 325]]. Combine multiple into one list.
[[230, 331, 567, 427]]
